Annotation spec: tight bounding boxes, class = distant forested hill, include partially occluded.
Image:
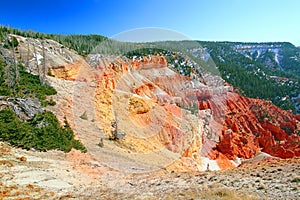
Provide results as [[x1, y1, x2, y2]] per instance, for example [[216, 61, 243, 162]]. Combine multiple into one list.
[[199, 41, 300, 113]]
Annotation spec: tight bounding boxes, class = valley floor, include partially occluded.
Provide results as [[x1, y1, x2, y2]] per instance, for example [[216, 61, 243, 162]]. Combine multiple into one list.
[[0, 142, 299, 200]]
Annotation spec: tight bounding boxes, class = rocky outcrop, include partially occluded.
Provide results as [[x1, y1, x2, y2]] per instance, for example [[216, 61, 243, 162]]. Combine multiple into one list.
[[1, 34, 86, 77], [47, 54, 205, 172], [0, 96, 43, 120], [95, 56, 205, 171], [199, 92, 300, 164], [47, 52, 300, 171], [48, 60, 88, 80]]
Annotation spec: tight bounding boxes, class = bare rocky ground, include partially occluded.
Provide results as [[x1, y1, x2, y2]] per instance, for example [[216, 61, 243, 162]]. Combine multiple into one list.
[[1, 142, 299, 200]]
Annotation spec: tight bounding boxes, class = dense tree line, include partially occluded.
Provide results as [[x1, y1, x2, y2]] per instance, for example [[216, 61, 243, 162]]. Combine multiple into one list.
[[0, 26, 107, 55]]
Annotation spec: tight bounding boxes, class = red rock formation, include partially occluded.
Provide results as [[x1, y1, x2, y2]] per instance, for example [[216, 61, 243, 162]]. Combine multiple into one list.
[[49, 53, 300, 171], [90, 55, 204, 171], [131, 56, 167, 69], [124, 55, 300, 166], [200, 92, 300, 162]]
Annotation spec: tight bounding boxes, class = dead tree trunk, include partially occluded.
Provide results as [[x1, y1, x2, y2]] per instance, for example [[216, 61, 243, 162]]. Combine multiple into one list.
[[5, 34, 19, 93], [41, 40, 46, 85], [26, 35, 31, 73], [33, 43, 41, 84], [110, 112, 119, 140], [11, 36, 18, 87]]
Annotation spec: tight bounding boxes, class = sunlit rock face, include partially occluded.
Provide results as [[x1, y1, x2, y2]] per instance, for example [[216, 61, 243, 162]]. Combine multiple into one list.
[[47, 55, 205, 172], [201, 92, 300, 164], [3, 34, 299, 173], [47, 53, 300, 171]]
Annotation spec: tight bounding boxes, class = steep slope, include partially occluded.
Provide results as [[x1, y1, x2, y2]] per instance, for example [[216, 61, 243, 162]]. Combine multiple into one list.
[[121, 44, 300, 166], [1, 32, 299, 173], [48, 51, 300, 171], [48, 54, 207, 172]]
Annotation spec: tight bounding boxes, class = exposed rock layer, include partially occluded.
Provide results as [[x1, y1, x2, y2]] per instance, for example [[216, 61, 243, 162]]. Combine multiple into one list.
[[200, 92, 300, 162], [6, 34, 300, 171], [47, 53, 300, 170]]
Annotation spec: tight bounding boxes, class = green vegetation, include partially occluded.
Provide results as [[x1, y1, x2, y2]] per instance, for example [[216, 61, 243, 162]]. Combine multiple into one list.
[[291, 177, 300, 183], [216, 61, 298, 111], [48, 34, 107, 55], [296, 129, 300, 136], [0, 60, 57, 106], [0, 25, 107, 55], [0, 109, 86, 152], [125, 47, 172, 57], [0, 32, 86, 152], [3, 36, 19, 49]]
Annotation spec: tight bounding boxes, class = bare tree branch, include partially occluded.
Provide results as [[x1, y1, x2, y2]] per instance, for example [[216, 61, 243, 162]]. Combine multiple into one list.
[[11, 36, 18, 87]]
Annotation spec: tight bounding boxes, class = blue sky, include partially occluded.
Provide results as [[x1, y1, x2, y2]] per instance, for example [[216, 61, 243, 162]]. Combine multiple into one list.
[[1, 0, 299, 45]]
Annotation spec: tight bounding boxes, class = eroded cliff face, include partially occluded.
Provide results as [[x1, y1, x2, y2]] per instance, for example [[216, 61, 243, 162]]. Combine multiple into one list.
[[10, 34, 299, 172], [199, 92, 300, 163], [97, 56, 207, 171], [47, 55, 206, 172], [47, 52, 300, 171]]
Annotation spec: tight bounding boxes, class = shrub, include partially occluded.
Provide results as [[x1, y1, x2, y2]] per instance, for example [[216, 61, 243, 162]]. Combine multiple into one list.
[[0, 63, 57, 105], [17, 66, 57, 103], [80, 111, 88, 120], [3, 36, 19, 49], [0, 109, 86, 153], [41, 98, 56, 107]]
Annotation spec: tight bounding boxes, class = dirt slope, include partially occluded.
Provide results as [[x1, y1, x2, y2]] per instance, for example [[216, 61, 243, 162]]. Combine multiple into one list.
[[1, 142, 299, 199]]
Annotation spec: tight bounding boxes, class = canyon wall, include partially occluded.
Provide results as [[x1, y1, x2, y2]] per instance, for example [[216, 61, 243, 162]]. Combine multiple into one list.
[[10, 34, 299, 172], [47, 53, 300, 171]]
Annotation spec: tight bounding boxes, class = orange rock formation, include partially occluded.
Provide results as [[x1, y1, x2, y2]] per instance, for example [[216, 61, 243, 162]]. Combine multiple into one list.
[[49, 54, 300, 171], [199, 92, 300, 162]]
